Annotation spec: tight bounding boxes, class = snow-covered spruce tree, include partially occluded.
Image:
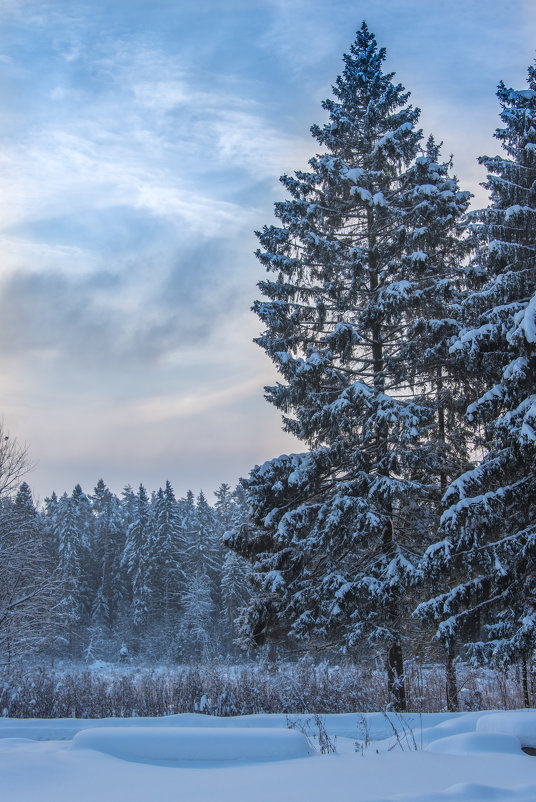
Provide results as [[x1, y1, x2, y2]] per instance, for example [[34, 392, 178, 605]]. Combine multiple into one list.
[[71, 483, 96, 620], [188, 490, 222, 580], [53, 493, 86, 656], [416, 68, 536, 695], [394, 137, 473, 711], [91, 479, 126, 633], [219, 485, 253, 654], [177, 570, 215, 661], [151, 481, 185, 654], [43, 491, 59, 557], [227, 23, 470, 709], [178, 491, 221, 658], [121, 484, 153, 637], [393, 137, 471, 493]]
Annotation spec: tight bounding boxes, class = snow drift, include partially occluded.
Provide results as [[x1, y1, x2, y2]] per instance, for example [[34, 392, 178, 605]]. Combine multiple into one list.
[[71, 725, 312, 763]]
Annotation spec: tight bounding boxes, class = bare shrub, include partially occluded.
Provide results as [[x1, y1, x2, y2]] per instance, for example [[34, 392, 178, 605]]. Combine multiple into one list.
[[0, 659, 532, 719]]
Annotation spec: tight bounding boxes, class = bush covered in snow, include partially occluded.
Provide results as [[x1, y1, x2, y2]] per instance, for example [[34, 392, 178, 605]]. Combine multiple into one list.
[[1, 659, 534, 718]]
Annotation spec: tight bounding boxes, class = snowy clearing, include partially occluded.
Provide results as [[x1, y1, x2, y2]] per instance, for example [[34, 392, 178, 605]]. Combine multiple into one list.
[[1, 710, 536, 801]]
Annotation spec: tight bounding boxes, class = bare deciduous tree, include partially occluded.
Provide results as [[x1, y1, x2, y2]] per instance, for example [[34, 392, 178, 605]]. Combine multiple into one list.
[[0, 421, 35, 498], [0, 505, 59, 666]]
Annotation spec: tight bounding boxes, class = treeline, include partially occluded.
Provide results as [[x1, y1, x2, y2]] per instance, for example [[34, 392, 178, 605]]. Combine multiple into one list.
[[0, 480, 252, 665]]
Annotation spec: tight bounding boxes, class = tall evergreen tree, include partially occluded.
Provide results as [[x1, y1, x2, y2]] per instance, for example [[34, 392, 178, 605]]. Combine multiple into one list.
[[71, 483, 95, 618], [13, 482, 37, 518], [418, 67, 536, 685], [393, 137, 473, 710], [71, 484, 93, 550], [151, 481, 184, 645], [220, 485, 252, 653], [91, 479, 125, 630], [187, 490, 221, 578], [43, 491, 60, 559], [178, 570, 215, 661], [54, 493, 85, 654], [227, 23, 469, 708], [178, 491, 221, 656], [122, 484, 153, 631], [120, 485, 138, 533]]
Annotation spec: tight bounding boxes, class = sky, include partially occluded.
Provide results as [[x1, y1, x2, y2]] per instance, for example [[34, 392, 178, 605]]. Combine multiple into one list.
[[1, 0, 535, 505]]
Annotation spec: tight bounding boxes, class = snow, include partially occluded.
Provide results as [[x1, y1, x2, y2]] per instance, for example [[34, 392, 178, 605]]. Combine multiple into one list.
[[71, 726, 312, 762], [378, 784, 536, 802], [518, 293, 536, 343], [345, 166, 365, 182], [476, 711, 536, 748], [426, 732, 522, 755], [2, 710, 536, 802]]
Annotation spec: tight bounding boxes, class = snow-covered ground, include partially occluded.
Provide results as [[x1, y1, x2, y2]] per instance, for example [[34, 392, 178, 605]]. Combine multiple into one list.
[[1, 709, 536, 801]]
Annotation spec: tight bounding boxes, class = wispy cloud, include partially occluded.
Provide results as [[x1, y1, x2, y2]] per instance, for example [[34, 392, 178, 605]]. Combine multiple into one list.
[[130, 377, 264, 423]]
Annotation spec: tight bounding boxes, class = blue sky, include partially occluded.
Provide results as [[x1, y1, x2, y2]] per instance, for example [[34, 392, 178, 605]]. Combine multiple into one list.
[[1, 0, 535, 503]]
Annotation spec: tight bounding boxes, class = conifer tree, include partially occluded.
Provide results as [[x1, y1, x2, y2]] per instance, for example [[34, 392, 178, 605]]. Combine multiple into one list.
[[193, 490, 221, 577], [178, 491, 220, 655], [417, 67, 536, 686], [54, 493, 85, 654], [183, 491, 221, 584], [219, 485, 252, 653], [43, 491, 60, 559], [151, 481, 184, 643], [120, 485, 138, 536], [214, 483, 234, 528], [13, 482, 37, 518], [91, 479, 125, 630], [71, 484, 93, 549], [220, 549, 251, 654], [71, 483, 96, 617], [122, 484, 153, 631], [393, 137, 473, 710], [178, 570, 215, 660], [227, 23, 469, 708], [179, 489, 197, 551]]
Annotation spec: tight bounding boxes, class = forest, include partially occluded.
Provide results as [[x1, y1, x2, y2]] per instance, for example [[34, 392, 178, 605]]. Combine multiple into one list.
[[2, 22, 536, 718], [0, 474, 252, 665]]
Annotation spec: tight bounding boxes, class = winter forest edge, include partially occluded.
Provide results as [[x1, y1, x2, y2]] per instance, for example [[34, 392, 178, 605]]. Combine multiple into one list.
[[2, 22, 536, 717]]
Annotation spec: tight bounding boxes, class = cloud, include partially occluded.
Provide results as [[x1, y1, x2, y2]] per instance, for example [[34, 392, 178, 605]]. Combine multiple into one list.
[[0, 4, 315, 379], [261, 0, 344, 75], [0, 231, 255, 368], [130, 376, 264, 424], [0, 126, 254, 235]]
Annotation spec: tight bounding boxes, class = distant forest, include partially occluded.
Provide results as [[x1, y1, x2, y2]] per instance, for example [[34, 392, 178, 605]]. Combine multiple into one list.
[[1, 476, 252, 665]]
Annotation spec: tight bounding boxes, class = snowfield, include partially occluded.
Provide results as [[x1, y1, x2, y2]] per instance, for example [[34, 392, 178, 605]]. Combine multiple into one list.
[[1, 710, 536, 801]]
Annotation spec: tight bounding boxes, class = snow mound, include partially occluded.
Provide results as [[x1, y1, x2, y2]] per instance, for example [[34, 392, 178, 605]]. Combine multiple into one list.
[[71, 726, 312, 763], [385, 782, 536, 802], [476, 712, 536, 749], [426, 731, 522, 756]]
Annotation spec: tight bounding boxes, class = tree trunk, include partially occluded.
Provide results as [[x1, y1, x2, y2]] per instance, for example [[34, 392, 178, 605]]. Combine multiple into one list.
[[382, 518, 407, 711], [436, 365, 448, 495], [446, 639, 458, 711], [386, 640, 406, 711], [522, 657, 530, 708]]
